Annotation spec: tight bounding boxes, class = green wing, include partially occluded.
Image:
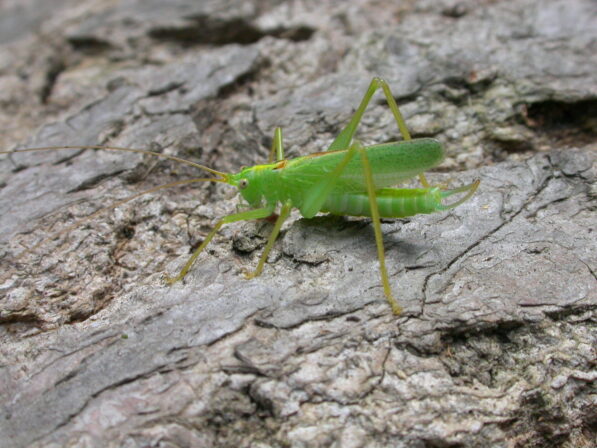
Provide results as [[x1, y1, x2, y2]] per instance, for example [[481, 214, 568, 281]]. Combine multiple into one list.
[[281, 138, 444, 192]]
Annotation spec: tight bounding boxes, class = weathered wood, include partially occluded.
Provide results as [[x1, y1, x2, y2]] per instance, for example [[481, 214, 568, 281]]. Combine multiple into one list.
[[1, 1, 595, 447]]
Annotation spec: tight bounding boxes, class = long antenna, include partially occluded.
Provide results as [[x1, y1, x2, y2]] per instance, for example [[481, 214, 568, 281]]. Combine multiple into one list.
[[1, 145, 229, 180], [13, 177, 226, 261]]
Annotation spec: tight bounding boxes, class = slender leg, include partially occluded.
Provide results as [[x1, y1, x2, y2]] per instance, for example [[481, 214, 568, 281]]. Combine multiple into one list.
[[268, 127, 285, 163], [165, 206, 274, 284], [327, 77, 430, 188], [328, 78, 411, 151], [354, 140, 401, 315], [301, 138, 402, 314], [244, 200, 292, 279]]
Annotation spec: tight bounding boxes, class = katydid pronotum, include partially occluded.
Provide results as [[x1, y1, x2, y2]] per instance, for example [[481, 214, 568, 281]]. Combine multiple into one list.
[[1, 78, 479, 315]]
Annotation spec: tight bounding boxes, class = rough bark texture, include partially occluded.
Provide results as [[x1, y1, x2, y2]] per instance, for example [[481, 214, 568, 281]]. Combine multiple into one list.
[[0, 1, 595, 447]]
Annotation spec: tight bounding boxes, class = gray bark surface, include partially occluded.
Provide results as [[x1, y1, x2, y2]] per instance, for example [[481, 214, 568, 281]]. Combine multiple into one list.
[[0, 1, 595, 447]]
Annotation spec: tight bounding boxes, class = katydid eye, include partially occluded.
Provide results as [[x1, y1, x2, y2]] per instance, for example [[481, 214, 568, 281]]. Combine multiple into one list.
[[239, 179, 249, 189]]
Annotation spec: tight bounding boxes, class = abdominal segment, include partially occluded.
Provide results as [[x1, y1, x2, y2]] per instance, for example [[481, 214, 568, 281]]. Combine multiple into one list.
[[322, 188, 441, 218]]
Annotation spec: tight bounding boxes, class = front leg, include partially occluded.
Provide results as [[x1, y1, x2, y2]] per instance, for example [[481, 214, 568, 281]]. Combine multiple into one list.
[[165, 206, 275, 284]]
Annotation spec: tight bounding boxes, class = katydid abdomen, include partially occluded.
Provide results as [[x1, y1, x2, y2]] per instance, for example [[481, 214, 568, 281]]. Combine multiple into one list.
[[322, 187, 444, 218]]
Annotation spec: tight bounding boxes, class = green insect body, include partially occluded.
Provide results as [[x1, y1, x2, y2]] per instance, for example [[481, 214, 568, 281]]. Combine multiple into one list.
[[232, 139, 445, 217], [1, 78, 479, 315]]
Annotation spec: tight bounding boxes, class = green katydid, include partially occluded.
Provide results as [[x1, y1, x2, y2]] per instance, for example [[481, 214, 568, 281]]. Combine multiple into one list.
[[1, 77, 479, 314]]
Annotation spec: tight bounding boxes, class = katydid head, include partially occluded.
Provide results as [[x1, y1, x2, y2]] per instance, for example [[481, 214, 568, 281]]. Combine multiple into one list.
[[229, 166, 267, 208]]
